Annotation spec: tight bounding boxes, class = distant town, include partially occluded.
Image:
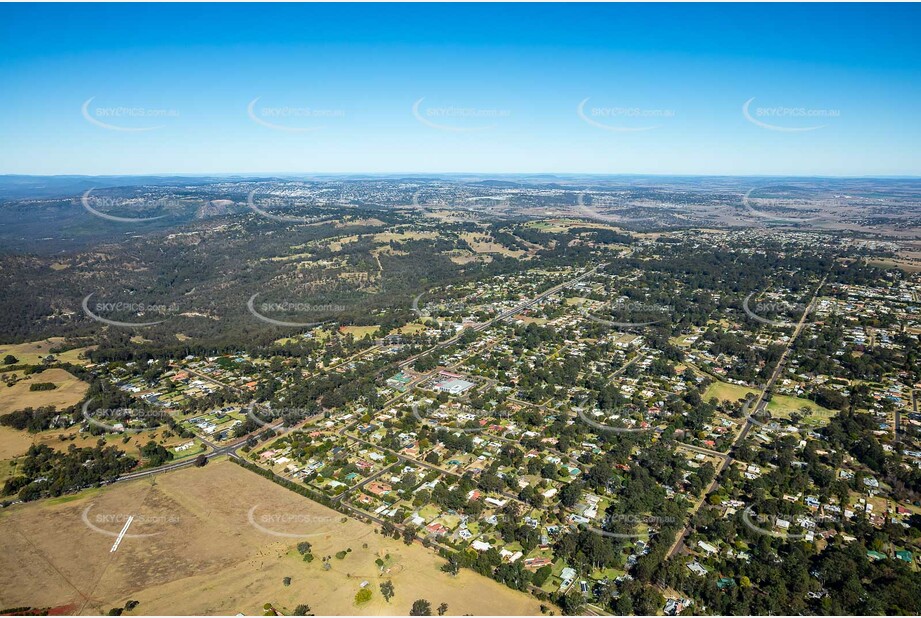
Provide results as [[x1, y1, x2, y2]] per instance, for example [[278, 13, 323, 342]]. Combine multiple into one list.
[[0, 175, 919, 615]]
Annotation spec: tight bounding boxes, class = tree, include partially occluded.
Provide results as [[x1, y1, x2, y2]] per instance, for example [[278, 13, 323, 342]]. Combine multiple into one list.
[[3, 354, 18, 365], [632, 583, 663, 615], [355, 588, 372, 604], [556, 592, 583, 616], [437, 602, 448, 616], [194, 454, 208, 467], [533, 565, 553, 587], [380, 580, 395, 602], [140, 441, 173, 467], [614, 591, 634, 615], [292, 604, 312, 616], [410, 599, 432, 616], [560, 481, 583, 508], [441, 554, 460, 576]]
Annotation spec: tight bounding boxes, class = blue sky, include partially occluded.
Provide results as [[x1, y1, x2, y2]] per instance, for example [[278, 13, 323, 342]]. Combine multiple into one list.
[[1, 3, 918, 176]]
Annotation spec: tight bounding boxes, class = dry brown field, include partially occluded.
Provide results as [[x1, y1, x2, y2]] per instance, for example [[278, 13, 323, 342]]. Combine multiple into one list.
[[0, 368, 89, 415], [0, 460, 548, 616], [0, 338, 95, 367]]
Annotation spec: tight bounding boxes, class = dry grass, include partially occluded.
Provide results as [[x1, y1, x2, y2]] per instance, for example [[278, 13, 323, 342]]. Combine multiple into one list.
[[0, 368, 89, 415], [448, 252, 490, 265], [0, 460, 547, 616], [703, 381, 758, 404], [334, 217, 386, 229], [0, 338, 95, 368], [460, 233, 525, 258], [766, 394, 836, 424], [329, 230, 438, 252], [395, 323, 427, 335], [526, 219, 629, 235], [339, 325, 380, 339], [867, 258, 921, 274], [0, 425, 33, 461], [0, 424, 202, 464]]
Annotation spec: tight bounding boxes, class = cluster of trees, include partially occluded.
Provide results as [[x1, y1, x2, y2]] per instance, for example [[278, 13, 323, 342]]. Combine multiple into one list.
[[231, 458, 346, 516], [824, 412, 921, 497], [659, 530, 921, 614], [408, 599, 447, 616], [792, 315, 913, 384], [139, 441, 174, 467], [28, 382, 57, 391], [0, 405, 64, 432], [0, 192, 554, 357], [2, 443, 137, 501], [675, 404, 921, 615]]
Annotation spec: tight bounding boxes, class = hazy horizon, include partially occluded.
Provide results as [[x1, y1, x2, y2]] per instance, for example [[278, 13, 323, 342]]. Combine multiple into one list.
[[2, 3, 919, 177]]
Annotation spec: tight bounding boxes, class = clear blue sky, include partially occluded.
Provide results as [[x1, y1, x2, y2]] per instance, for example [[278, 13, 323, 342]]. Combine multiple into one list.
[[1, 3, 918, 176]]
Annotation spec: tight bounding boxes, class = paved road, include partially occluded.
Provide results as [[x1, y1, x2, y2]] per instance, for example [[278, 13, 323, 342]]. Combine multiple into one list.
[[898, 388, 921, 439], [110, 263, 605, 487], [111, 411, 316, 484], [402, 262, 607, 368], [665, 275, 828, 560], [183, 366, 244, 394], [678, 442, 728, 459]]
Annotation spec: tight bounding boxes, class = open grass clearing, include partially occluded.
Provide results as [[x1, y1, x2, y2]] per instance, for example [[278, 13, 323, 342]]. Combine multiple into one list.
[[0, 338, 95, 368], [0, 460, 546, 615], [0, 368, 89, 414]]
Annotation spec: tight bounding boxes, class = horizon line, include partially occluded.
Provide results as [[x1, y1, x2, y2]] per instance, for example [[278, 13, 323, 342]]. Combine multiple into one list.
[[2, 172, 920, 180]]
